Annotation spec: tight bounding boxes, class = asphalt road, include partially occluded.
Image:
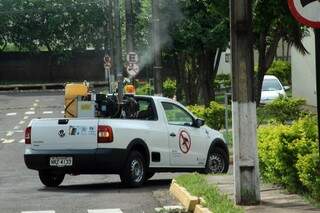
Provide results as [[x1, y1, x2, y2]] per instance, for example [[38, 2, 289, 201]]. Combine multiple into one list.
[[0, 91, 179, 213]]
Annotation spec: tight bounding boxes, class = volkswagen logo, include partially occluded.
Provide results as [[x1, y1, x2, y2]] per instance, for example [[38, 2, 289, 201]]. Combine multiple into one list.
[[58, 130, 66, 138]]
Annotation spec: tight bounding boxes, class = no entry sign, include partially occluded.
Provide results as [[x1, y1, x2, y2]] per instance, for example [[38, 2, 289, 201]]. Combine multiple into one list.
[[288, 0, 320, 28]]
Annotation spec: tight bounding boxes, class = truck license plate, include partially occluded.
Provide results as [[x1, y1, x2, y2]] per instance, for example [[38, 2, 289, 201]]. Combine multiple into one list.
[[50, 157, 73, 167]]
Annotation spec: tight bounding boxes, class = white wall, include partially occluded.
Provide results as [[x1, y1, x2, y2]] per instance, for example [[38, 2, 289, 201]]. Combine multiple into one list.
[[291, 29, 317, 107], [217, 48, 259, 75]]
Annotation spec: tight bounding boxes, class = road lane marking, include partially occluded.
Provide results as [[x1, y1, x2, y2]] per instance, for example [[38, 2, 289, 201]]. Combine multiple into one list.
[[22, 211, 55, 213], [6, 112, 17, 116], [33, 103, 38, 107], [88, 210, 123, 213], [15, 130, 24, 133], [14, 126, 20, 130], [24, 116, 29, 120], [43, 111, 53, 114], [6, 131, 14, 137], [19, 139, 25, 143], [19, 121, 26, 125], [25, 111, 35, 115], [35, 99, 40, 102], [30, 107, 35, 110], [61, 111, 65, 114], [2, 139, 14, 144]]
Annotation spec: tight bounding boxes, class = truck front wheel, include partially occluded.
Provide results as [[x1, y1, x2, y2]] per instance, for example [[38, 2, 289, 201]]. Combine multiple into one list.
[[205, 147, 229, 174], [39, 171, 65, 187], [120, 151, 146, 187]]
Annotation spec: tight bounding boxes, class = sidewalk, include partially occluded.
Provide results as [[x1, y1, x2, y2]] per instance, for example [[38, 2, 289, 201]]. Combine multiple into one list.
[[207, 175, 320, 213]]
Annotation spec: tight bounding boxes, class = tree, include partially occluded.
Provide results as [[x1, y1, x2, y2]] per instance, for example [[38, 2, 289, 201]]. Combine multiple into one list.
[[163, 0, 229, 105], [0, 0, 106, 52], [253, 0, 308, 105]]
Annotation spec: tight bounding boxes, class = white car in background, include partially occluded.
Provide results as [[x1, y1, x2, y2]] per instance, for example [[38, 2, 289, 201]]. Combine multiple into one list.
[[261, 75, 289, 104]]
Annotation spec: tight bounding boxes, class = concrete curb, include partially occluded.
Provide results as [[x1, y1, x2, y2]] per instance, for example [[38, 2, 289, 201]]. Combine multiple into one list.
[[0, 81, 108, 92], [169, 180, 211, 213]]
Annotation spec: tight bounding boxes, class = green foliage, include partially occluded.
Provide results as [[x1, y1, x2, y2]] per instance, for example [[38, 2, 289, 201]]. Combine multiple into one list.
[[0, 0, 106, 52], [262, 97, 306, 124], [136, 83, 154, 95], [214, 74, 231, 90], [163, 78, 176, 98], [175, 173, 243, 213], [188, 101, 225, 130], [267, 60, 292, 85], [258, 116, 320, 200]]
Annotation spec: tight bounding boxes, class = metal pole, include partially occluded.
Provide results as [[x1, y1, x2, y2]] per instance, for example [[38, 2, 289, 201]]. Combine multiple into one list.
[[315, 28, 320, 156], [152, 0, 162, 95], [125, 0, 134, 52], [224, 93, 229, 144], [230, 0, 260, 205], [114, 0, 123, 102]]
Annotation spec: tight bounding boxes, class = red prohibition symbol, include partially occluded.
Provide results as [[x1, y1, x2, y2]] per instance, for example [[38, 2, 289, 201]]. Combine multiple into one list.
[[288, 0, 320, 29], [179, 130, 191, 154]]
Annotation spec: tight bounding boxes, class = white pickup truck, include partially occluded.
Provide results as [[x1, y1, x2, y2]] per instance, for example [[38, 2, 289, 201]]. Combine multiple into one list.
[[24, 95, 229, 187]]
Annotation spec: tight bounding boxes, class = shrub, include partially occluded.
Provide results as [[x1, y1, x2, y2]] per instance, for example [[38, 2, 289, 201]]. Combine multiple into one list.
[[163, 78, 176, 98], [214, 74, 231, 90], [188, 101, 225, 130], [267, 60, 291, 85], [263, 97, 306, 124], [258, 116, 320, 200], [136, 83, 154, 95]]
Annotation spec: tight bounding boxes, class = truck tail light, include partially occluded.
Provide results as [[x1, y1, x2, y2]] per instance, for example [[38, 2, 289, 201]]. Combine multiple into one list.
[[98, 125, 113, 143], [25, 127, 31, 145]]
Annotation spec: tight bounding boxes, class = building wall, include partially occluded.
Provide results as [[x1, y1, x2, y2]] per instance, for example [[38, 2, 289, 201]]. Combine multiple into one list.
[[291, 30, 317, 107]]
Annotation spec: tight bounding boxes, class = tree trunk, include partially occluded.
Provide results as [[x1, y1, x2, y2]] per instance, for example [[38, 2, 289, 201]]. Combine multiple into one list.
[[174, 52, 185, 102]]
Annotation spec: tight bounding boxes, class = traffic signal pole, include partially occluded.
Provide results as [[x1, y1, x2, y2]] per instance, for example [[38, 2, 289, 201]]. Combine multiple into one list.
[[230, 0, 261, 205], [114, 0, 123, 102], [152, 0, 162, 95]]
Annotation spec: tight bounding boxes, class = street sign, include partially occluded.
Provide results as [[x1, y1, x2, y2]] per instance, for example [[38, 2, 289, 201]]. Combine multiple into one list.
[[126, 52, 138, 64], [126, 63, 140, 77], [288, 0, 320, 28]]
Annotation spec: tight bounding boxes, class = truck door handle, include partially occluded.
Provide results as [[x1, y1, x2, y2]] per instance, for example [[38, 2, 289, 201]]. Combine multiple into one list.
[[170, 133, 176, 137]]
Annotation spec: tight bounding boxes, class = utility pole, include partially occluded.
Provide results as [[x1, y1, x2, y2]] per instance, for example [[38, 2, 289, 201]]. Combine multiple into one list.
[[315, 29, 320, 156], [125, 0, 134, 52], [104, 0, 115, 93], [152, 0, 162, 95], [230, 0, 260, 205], [114, 0, 123, 102]]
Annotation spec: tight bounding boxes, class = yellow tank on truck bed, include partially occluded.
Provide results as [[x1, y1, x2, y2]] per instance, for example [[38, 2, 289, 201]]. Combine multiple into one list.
[[64, 83, 89, 118]]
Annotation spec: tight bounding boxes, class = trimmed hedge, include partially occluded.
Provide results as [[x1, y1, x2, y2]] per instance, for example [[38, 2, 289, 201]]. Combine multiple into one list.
[[259, 97, 306, 124], [188, 101, 225, 130], [258, 116, 320, 201]]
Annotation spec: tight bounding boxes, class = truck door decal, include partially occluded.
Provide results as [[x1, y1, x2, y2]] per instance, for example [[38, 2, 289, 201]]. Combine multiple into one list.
[[179, 130, 191, 154]]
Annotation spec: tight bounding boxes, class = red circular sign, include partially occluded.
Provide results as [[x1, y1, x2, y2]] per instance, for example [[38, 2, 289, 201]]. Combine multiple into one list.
[[179, 130, 191, 154], [288, 0, 320, 28]]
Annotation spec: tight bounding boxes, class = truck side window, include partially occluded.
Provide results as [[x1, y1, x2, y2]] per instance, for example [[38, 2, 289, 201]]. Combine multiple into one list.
[[137, 100, 156, 120], [162, 102, 193, 126]]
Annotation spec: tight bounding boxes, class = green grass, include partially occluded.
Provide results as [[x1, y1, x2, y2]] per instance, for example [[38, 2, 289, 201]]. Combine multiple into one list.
[[175, 173, 243, 213]]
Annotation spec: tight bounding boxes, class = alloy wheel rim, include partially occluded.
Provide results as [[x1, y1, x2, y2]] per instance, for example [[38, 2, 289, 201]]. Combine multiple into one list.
[[208, 154, 225, 173], [131, 159, 143, 182]]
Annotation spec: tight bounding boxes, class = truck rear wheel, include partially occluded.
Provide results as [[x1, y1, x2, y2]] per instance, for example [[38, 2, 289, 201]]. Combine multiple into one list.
[[39, 171, 65, 187], [205, 147, 228, 174], [120, 151, 146, 187]]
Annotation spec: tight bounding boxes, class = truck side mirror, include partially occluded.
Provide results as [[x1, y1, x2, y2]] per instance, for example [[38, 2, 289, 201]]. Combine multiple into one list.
[[194, 118, 205, 128]]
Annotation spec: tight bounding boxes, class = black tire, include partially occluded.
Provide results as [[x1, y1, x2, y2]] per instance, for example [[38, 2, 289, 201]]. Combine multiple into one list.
[[205, 147, 229, 174], [145, 171, 155, 180], [39, 171, 65, 187], [120, 151, 146, 187]]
